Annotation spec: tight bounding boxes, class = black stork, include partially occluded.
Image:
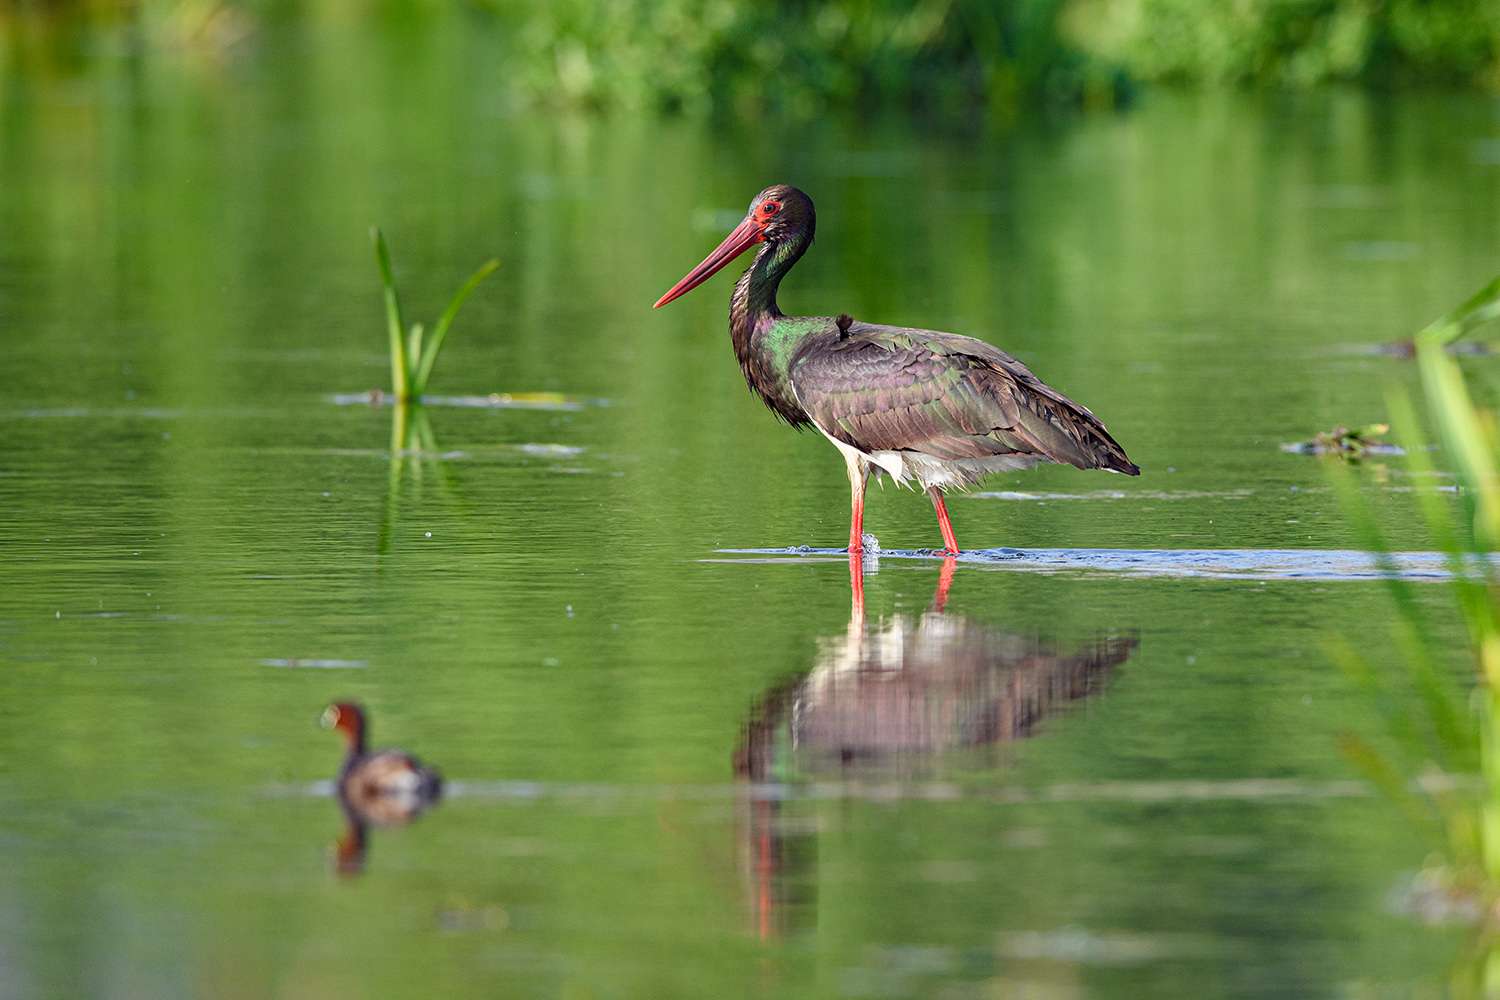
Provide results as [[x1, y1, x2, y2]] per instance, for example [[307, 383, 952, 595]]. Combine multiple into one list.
[[654, 185, 1138, 556]]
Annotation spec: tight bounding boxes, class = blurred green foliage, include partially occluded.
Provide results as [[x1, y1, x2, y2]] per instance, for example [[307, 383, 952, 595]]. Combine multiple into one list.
[[1069, 0, 1500, 88], [8, 0, 1500, 113], [1332, 276, 1500, 942], [478, 0, 1500, 112], [488, 0, 1111, 115]]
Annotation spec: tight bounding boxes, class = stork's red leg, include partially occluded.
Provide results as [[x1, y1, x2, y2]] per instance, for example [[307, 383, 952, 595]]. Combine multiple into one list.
[[849, 489, 864, 553], [846, 456, 870, 554], [927, 487, 960, 555], [845, 456, 871, 612]]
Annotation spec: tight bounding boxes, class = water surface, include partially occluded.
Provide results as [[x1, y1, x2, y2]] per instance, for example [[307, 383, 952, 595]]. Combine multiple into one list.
[[2, 14, 1497, 998]]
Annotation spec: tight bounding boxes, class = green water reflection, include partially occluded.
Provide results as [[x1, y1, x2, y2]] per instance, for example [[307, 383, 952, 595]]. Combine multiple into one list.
[[4, 10, 1500, 999]]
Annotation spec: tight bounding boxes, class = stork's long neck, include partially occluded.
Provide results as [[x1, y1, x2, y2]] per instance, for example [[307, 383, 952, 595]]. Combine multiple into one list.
[[730, 231, 813, 423]]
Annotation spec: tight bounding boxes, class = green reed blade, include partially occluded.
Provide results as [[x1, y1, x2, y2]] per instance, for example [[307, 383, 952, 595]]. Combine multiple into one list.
[[408, 322, 425, 375], [412, 258, 499, 398], [371, 227, 410, 400], [1387, 388, 1459, 556], [1338, 731, 1441, 834], [1416, 337, 1500, 552], [1396, 382, 1500, 694], [1384, 388, 1480, 764], [1418, 274, 1500, 346], [1328, 454, 1473, 770], [1331, 271, 1500, 893]]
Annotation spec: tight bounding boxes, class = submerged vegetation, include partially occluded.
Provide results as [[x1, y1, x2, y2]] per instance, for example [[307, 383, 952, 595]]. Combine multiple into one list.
[[1285, 423, 1396, 460], [1333, 275, 1500, 923], [371, 227, 498, 405]]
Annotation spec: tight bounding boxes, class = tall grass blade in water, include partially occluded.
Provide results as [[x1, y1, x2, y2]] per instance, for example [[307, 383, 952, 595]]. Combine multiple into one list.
[[1334, 272, 1500, 922], [413, 258, 500, 398], [370, 227, 499, 403], [372, 227, 409, 401]]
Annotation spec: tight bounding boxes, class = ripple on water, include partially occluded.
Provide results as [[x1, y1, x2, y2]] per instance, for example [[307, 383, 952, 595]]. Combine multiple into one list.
[[970, 489, 1254, 502], [714, 546, 1478, 582], [259, 658, 369, 669]]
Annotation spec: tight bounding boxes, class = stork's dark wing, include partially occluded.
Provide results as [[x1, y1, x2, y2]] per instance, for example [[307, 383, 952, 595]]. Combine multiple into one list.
[[788, 321, 1138, 474]]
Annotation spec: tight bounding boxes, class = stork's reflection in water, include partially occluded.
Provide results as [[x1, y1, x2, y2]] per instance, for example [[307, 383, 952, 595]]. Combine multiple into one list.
[[734, 554, 1137, 938]]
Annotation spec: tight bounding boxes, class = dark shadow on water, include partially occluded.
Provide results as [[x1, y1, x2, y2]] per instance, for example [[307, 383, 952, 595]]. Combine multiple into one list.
[[732, 555, 1137, 938]]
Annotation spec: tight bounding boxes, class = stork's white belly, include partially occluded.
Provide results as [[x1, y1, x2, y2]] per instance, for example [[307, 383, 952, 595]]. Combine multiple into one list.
[[809, 422, 1040, 490]]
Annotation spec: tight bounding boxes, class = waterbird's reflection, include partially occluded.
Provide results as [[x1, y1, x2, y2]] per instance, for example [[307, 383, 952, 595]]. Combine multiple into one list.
[[734, 556, 1137, 936], [321, 702, 443, 876]]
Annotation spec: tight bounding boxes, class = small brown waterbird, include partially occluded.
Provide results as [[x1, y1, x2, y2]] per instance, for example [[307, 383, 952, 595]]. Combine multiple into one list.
[[320, 702, 442, 875], [322, 702, 442, 822], [654, 185, 1138, 555]]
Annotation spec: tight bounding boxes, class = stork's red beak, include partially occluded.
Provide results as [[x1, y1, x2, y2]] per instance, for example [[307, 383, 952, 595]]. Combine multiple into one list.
[[653, 217, 764, 308]]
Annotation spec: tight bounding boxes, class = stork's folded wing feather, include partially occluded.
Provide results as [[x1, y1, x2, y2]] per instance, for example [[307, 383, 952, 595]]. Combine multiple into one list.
[[789, 322, 1138, 475]]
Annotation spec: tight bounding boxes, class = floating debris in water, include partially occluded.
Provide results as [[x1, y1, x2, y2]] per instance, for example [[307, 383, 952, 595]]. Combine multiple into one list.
[[437, 392, 588, 410], [1282, 423, 1402, 459], [330, 391, 593, 412]]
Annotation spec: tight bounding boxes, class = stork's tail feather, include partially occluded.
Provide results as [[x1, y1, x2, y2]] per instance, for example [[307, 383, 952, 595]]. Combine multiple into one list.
[[1073, 410, 1138, 476]]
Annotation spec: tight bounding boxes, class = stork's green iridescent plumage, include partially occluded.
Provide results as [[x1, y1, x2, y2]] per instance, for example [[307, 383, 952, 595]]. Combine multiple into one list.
[[654, 185, 1138, 555]]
